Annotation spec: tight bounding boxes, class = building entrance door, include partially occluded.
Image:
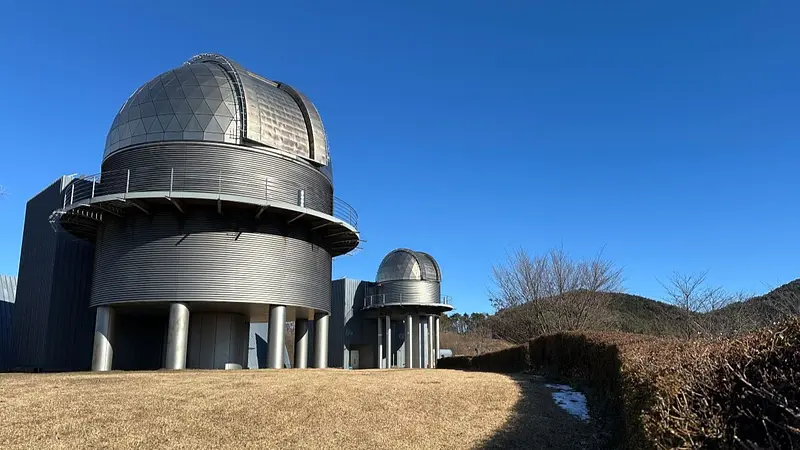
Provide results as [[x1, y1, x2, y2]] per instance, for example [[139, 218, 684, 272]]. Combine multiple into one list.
[[349, 350, 360, 369]]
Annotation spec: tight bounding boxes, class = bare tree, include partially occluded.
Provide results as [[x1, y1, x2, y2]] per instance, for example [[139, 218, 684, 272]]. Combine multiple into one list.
[[658, 270, 725, 314], [658, 271, 759, 337], [490, 246, 624, 341]]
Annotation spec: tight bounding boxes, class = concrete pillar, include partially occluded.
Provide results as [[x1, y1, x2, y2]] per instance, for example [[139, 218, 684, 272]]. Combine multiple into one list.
[[385, 315, 392, 368], [405, 314, 414, 368], [294, 318, 309, 369], [91, 306, 115, 371], [267, 305, 286, 369], [377, 316, 384, 368], [165, 302, 190, 369], [417, 315, 424, 368], [427, 315, 435, 368], [313, 312, 329, 368], [434, 315, 440, 368]]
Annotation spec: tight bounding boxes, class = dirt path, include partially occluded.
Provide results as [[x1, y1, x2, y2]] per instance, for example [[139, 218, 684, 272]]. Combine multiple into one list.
[[0, 370, 599, 449]]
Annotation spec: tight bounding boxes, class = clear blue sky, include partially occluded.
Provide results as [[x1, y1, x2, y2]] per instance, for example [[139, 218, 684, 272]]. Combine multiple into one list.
[[0, 1, 798, 314]]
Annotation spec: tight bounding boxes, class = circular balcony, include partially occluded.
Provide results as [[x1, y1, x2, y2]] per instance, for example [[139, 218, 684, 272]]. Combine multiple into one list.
[[363, 293, 454, 313], [51, 167, 360, 256]]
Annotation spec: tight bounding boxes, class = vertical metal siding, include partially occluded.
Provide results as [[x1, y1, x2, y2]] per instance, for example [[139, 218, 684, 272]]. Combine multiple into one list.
[[114, 313, 168, 370], [11, 181, 60, 369], [46, 236, 96, 371], [11, 178, 96, 371], [330, 280, 345, 368], [0, 275, 17, 370], [187, 313, 249, 369], [330, 279, 373, 368]]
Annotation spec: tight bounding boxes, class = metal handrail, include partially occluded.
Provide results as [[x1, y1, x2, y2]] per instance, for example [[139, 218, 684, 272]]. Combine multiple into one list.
[[61, 167, 358, 229], [363, 293, 452, 309]]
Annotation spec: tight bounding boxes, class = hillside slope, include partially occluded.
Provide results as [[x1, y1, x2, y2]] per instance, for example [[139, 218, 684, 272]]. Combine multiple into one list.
[[603, 292, 694, 336], [709, 278, 800, 328], [486, 278, 800, 341]]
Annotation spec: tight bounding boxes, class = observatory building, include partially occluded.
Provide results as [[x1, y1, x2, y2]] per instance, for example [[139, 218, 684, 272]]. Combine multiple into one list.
[[12, 53, 359, 371], [329, 249, 453, 369]]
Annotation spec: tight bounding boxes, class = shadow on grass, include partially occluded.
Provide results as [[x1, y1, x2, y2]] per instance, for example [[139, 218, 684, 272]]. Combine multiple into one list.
[[477, 373, 610, 450]]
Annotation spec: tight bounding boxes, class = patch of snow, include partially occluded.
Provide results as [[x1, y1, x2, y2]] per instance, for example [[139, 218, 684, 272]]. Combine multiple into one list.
[[544, 383, 572, 391], [545, 384, 590, 422]]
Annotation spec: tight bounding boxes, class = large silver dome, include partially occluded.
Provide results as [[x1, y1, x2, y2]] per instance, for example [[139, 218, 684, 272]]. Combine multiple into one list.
[[376, 249, 442, 283], [104, 53, 330, 169]]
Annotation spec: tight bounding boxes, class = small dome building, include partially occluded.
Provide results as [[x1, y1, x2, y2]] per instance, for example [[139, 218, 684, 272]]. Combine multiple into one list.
[[366, 249, 453, 368]]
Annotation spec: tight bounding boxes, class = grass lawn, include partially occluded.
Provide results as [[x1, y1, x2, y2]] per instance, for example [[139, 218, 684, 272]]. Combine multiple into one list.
[[0, 369, 596, 449]]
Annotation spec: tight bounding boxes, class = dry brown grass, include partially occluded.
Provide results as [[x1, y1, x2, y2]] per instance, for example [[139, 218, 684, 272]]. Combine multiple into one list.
[[0, 369, 593, 450]]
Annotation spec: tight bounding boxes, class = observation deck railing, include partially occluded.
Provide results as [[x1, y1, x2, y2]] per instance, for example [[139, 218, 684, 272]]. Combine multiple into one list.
[[59, 167, 358, 229], [363, 294, 452, 309]]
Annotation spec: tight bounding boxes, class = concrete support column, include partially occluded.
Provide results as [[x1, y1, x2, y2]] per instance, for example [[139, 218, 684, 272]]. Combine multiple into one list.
[[405, 314, 414, 368], [385, 315, 392, 369], [417, 315, 425, 368], [377, 316, 384, 368], [267, 305, 286, 369], [91, 306, 115, 372], [165, 302, 190, 369], [313, 312, 329, 368], [434, 315, 440, 368], [294, 318, 309, 369], [428, 315, 435, 368]]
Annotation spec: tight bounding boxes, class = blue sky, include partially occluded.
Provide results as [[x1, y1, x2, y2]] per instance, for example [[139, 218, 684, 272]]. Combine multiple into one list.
[[0, 1, 798, 313]]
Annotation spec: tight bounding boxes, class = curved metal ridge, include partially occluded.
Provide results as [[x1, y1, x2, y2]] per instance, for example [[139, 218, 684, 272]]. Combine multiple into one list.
[[277, 83, 316, 160], [185, 53, 247, 143]]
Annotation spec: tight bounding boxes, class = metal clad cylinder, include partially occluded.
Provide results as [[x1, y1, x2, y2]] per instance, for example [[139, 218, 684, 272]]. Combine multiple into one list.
[[267, 305, 286, 369], [102, 142, 333, 213], [91, 306, 115, 371], [165, 302, 190, 369], [378, 280, 441, 305], [294, 318, 309, 369], [90, 210, 332, 313], [313, 312, 329, 368]]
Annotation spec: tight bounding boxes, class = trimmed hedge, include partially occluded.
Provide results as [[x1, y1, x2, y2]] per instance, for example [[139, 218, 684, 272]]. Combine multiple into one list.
[[440, 319, 800, 449], [528, 319, 800, 449], [437, 345, 529, 373]]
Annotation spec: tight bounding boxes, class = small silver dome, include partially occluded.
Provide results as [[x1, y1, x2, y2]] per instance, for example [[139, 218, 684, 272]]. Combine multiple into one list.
[[376, 249, 441, 283]]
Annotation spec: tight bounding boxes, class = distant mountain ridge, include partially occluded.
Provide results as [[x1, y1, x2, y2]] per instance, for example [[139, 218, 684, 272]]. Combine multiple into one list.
[[488, 279, 800, 341]]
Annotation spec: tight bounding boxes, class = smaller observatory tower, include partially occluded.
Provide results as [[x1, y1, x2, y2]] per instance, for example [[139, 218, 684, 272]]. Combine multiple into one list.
[[365, 249, 453, 368]]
